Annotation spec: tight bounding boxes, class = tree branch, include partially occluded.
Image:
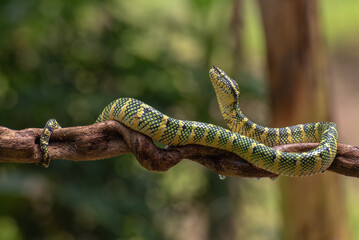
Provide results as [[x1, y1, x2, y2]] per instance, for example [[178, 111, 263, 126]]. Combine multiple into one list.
[[0, 120, 358, 178]]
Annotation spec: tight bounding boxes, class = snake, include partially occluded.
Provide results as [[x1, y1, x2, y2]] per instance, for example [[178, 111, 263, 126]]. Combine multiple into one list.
[[38, 66, 338, 177]]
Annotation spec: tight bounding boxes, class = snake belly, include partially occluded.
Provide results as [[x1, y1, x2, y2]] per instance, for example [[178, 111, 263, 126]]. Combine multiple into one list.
[[96, 97, 338, 177]]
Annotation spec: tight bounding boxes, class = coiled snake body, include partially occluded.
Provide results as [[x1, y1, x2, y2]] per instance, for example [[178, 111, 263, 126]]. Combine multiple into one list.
[[39, 66, 338, 177]]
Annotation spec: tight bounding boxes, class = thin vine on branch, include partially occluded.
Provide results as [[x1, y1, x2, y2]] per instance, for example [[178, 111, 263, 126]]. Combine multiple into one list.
[[0, 120, 358, 178]]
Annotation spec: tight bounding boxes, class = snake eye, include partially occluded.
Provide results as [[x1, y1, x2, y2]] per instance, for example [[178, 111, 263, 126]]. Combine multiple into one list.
[[220, 72, 225, 77]]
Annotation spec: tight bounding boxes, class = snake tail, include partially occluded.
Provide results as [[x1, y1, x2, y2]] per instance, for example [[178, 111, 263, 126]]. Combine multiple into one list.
[[38, 118, 61, 167]]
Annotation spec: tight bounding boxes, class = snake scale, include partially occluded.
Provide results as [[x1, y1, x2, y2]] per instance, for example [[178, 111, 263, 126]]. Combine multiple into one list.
[[38, 66, 338, 177]]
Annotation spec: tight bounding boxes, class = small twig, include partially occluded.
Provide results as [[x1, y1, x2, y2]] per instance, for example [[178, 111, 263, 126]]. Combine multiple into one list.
[[0, 121, 358, 178]]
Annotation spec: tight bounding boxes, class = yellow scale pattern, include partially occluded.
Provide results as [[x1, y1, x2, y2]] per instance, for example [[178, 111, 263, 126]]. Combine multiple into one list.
[[38, 66, 338, 177]]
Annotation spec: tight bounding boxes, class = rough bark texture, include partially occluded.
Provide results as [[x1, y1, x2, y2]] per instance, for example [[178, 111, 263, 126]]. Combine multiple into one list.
[[257, 0, 348, 239], [0, 121, 358, 178]]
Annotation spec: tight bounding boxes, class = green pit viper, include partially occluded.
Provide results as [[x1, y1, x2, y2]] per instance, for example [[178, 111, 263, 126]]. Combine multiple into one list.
[[38, 66, 338, 177]]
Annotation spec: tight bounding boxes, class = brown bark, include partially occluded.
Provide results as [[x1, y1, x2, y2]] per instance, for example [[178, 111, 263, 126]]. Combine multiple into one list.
[[257, 0, 347, 239], [0, 121, 358, 178]]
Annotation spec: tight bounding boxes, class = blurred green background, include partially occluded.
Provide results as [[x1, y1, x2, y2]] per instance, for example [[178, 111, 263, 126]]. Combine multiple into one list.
[[0, 0, 359, 239]]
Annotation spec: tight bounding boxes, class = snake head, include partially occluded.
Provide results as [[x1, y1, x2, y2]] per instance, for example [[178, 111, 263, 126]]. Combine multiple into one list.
[[209, 66, 241, 128], [209, 66, 240, 105], [209, 66, 240, 97]]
